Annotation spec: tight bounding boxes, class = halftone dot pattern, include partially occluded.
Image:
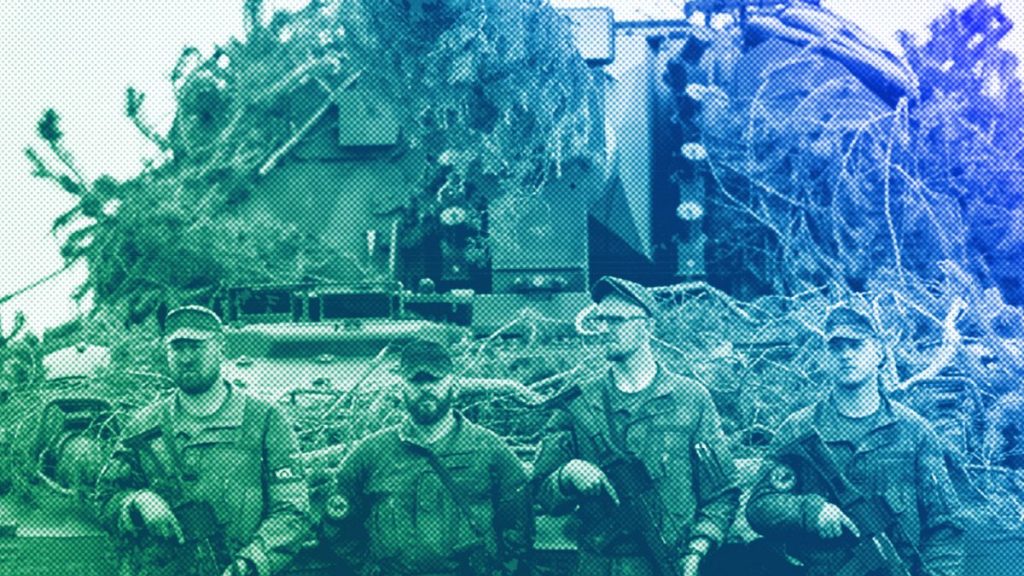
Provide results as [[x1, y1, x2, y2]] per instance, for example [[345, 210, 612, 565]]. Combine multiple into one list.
[[3, 1, 1023, 575]]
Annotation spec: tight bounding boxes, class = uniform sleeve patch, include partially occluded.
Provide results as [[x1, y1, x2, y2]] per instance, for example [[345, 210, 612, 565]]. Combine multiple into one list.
[[325, 495, 350, 520]]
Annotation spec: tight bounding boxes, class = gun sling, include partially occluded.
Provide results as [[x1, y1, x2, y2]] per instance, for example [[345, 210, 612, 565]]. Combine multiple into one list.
[[413, 444, 489, 542], [596, 384, 679, 576]]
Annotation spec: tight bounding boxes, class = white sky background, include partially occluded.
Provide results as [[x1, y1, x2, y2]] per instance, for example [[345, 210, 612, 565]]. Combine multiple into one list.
[[0, 0, 1021, 336]]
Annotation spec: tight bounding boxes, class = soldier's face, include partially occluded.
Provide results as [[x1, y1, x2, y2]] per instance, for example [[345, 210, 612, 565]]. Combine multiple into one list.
[[166, 337, 223, 395], [402, 374, 455, 426], [592, 296, 651, 362], [826, 336, 882, 389]]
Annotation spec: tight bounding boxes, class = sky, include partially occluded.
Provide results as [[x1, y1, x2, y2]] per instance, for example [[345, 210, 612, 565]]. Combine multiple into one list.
[[0, 0, 1021, 336]]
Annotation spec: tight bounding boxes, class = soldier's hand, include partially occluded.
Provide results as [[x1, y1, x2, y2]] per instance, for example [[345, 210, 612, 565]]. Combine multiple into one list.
[[559, 459, 620, 505], [815, 502, 860, 540], [126, 489, 185, 544]]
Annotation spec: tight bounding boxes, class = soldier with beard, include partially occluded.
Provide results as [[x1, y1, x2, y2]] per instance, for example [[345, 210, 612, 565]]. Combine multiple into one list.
[[320, 339, 533, 576], [95, 305, 311, 576]]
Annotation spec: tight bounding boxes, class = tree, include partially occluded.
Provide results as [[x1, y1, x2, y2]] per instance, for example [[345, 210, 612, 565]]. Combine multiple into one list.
[[899, 1, 1024, 304], [675, 1, 1019, 309], [28, 0, 600, 326]]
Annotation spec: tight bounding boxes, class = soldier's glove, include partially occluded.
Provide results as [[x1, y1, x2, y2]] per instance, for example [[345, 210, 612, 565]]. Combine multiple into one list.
[[120, 489, 184, 544], [815, 502, 860, 540], [223, 557, 258, 576], [558, 459, 620, 505]]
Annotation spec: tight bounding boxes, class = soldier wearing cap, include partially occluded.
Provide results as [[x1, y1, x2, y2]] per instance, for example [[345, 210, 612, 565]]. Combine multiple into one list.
[[532, 276, 740, 576], [95, 305, 311, 576], [320, 338, 533, 576], [745, 305, 964, 576]]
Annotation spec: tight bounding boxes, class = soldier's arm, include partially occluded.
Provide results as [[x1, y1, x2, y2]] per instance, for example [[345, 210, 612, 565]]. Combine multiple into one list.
[[745, 421, 829, 538], [92, 440, 144, 534], [489, 433, 534, 567], [91, 416, 155, 537], [745, 461, 829, 536], [236, 407, 312, 576], [530, 409, 580, 515], [915, 429, 965, 576], [688, 386, 741, 548]]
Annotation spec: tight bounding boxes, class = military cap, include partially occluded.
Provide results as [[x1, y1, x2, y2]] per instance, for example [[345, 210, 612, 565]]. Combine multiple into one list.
[[398, 339, 454, 381], [164, 305, 224, 343], [824, 305, 876, 341], [590, 276, 657, 317]]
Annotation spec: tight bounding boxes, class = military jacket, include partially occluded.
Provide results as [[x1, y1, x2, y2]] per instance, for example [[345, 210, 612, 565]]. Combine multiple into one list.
[[323, 413, 532, 576], [95, 383, 311, 576], [532, 365, 740, 559], [745, 394, 964, 576]]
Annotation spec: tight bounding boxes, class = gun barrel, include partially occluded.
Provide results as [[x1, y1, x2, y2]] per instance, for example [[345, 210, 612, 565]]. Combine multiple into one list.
[[836, 535, 912, 576], [600, 455, 676, 576], [194, 538, 223, 576]]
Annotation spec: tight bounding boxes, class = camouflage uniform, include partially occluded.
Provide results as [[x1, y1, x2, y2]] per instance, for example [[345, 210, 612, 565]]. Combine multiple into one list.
[[96, 382, 311, 576], [745, 394, 965, 576], [321, 412, 532, 576], [532, 367, 740, 576]]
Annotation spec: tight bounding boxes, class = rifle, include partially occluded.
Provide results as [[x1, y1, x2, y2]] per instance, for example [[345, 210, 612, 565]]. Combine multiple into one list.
[[776, 432, 912, 576], [597, 451, 679, 576], [561, 383, 679, 573], [536, 383, 678, 576], [122, 426, 229, 576]]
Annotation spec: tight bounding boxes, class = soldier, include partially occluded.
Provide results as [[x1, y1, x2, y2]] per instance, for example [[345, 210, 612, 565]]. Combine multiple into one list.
[[745, 305, 964, 576], [320, 338, 533, 576], [532, 276, 740, 576], [95, 305, 311, 576]]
